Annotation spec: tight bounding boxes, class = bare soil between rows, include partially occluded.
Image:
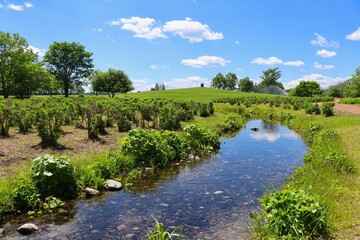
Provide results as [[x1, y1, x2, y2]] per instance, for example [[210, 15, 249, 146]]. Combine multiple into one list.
[[0, 126, 127, 178]]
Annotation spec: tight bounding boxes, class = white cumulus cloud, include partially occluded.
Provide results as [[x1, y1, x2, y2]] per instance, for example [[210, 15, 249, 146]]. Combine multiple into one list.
[[7, 3, 25, 11], [150, 64, 169, 70], [0, 4, 3, 8], [316, 49, 336, 58], [310, 33, 339, 48], [181, 55, 230, 68], [111, 17, 167, 40], [346, 27, 360, 41], [24, 2, 33, 8], [163, 17, 223, 43], [313, 62, 335, 70], [251, 56, 304, 66], [27, 45, 46, 57], [283, 74, 348, 90], [283, 60, 305, 66], [132, 78, 154, 91], [165, 76, 210, 89]]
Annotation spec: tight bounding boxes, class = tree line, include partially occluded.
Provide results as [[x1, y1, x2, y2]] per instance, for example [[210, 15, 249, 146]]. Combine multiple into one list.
[[0, 32, 134, 99], [211, 66, 360, 98]]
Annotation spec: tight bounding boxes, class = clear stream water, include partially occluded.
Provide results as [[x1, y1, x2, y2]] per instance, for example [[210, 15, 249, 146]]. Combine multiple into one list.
[[6, 120, 307, 240]]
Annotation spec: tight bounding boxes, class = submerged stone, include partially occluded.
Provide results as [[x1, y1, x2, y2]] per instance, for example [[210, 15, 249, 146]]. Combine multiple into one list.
[[17, 223, 39, 235]]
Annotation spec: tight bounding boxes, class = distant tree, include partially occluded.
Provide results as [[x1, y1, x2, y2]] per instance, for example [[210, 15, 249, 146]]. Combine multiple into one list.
[[211, 72, 238, 90], [259, 67, 284, 90], [225, 72, 238, 90], [325, 86, 343, 98], [238, 77, 254, 92], [344, 67, 360, 97], [91, 68, 134, 97], [12, 63, 52, 98], [44, 41, 94, 97], [293, 81, 322, 97], [211, 73, 227, 89], [0, 32, 40, 98]]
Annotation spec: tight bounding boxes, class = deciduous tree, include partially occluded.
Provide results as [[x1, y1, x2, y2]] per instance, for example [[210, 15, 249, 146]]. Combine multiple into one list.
[[293, 81, 322, 97], [44, 41, 93, 97], [238, 77, 254, 92], [91, 68, 134, 97]]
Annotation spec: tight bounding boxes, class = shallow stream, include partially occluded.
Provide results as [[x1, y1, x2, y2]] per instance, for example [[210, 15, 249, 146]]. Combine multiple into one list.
[[6, 119, 307, 239]]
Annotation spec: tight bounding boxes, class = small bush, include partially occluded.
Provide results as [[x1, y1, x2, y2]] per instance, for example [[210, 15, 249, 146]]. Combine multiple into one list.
[[253, 189, 331, 239], [321, 103, 334, 117], [305, 103, 321, 115], [183, 125, 220, 152], [31, 154, 77, 199], [12, 179, 40, 212], [35, 107, 64, 146]]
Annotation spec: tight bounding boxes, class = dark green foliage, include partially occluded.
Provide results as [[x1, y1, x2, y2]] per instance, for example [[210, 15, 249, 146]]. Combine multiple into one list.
[[13, 106, 33, 133], [0, 102, 12, 136], [211, 72, 238, 90], [293, 81, 323, 97], [253, 189, 331, 239], [217, 114, 242, 134], [305, 103, 321, 115], [44, 41, 94, 97], [34, 107, 64, 146], [91, 68, 134, 97], [159, 104, 182, 130], [238, 76, 254, 92], [12, 179, 40, 212], [121, 130, 174, 167], [31, 154, 77, 199], [183, 125, 220, 152], [321, 103, 334, 117]]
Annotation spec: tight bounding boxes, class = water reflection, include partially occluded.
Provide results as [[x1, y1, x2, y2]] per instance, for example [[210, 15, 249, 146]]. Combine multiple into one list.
[[7, 120, 307, 240], [250, 121, 299, 142]]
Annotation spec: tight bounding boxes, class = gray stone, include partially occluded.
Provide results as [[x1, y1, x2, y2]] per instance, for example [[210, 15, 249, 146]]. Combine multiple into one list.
[[106, 180, 122, 191], [85, 187, 100, 197], [195, 156, 200, 161], [188, 154, 195, 160], [0, 228, 4, 237], [17, 223, 39, 235]]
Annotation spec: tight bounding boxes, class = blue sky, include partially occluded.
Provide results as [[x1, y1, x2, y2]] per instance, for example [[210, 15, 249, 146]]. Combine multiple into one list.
[[1, 0, 360, 91]]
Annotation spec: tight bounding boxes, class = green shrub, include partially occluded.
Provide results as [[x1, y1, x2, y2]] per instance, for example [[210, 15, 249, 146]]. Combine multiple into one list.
[[183, 125, 220, 152], [253, 189, 331, 239], [121, 130, 174, 167], [35, 107, 64, 146], [321, 103, 334, 117], [159, 104, 182, 130], [31, 154, 77, 199], [12, 179, 40, 212], [305, 103, 321, 115], [0, 102, 13, 137]]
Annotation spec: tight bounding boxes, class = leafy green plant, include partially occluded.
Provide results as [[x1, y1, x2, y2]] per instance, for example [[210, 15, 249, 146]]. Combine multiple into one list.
[[42, 196, 65, 212], [147, 218, 182, 240], [321, 103, 334, 117], [12, 179, 40, 212], [34, 107, 64, 146], [252, 189, 331, 239], [31, 154, 77, 199], [0, 102, 13, 137], [183, 125, 220, 152], [121, 130, 175, 167]]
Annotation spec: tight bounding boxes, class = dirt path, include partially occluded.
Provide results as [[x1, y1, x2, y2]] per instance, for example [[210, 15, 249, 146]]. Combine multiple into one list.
[[333, 98, 360, 115]]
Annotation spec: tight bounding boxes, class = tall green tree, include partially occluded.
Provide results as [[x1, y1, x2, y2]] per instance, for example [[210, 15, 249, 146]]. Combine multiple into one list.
[[91, 69, 134, 97], [211, 73, 227, 89], [43, 41, 94, 97], [238, 77, 254, 92], [259, 67, 284, 90], [0, 32, 38, 98], [344, 66, 360, 97], [225, 72, 238, 90], [293, 81, 322, 97]]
